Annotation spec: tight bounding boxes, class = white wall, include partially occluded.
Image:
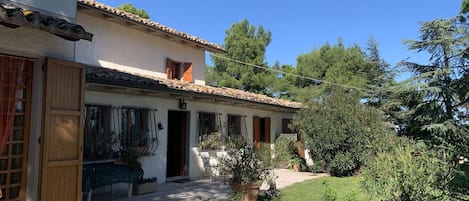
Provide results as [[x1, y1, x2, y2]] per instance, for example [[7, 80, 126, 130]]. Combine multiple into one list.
[[76, 13, 207, 85], [85, 90, 296, 184], [0, 26, 75, 61], [7, 0, 76, 19]]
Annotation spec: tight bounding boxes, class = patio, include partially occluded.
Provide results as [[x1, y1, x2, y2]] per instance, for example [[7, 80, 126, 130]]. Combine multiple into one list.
[[88, 169, 328, 201]]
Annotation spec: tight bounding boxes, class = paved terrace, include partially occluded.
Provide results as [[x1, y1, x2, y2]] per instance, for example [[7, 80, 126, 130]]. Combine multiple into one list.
[[90, 169, 328, 201]]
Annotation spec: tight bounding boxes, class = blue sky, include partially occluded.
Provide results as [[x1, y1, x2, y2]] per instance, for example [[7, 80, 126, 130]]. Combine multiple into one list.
[[98, 0, 462, 80]]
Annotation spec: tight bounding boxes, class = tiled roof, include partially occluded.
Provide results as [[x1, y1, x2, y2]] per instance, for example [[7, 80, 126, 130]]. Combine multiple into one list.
[[0, 3, 93, 41], [77, 0, 225, 53], [86, 66, 302, 110]]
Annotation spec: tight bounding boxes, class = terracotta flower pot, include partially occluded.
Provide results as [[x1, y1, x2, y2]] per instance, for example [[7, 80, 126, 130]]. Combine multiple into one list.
[[293, 164, 300, 172], [229, 182, 261, 201]]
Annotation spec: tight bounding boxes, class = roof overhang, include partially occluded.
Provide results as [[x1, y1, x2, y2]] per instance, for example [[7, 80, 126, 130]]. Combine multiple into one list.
[[85, 66, 300, 113], [0, 3, 93, 41], [77, 1, 225, 53]]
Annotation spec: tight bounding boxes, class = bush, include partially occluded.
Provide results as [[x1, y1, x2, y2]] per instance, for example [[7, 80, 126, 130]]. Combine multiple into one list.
[[292, 92, 391, 176], [273, 135, 296, 167], [361, 138, 451, 201], [328, 152, 356, 176]]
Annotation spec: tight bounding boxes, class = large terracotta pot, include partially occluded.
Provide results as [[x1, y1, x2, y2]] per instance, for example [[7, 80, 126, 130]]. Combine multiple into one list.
[[229, 182, 261, 201]]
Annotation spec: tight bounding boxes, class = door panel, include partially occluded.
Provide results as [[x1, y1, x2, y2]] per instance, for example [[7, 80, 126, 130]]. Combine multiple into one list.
[[253, 116, 261, 149], [40, 58, 84, 201], [166, 111, 189, 179]]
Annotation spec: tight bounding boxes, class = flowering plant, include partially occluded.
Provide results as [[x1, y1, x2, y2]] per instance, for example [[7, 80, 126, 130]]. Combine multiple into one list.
[[219, 140, 271, 185]]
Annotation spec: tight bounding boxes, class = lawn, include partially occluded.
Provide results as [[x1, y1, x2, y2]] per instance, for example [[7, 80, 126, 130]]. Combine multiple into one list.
[[279, 176, 368, 201]]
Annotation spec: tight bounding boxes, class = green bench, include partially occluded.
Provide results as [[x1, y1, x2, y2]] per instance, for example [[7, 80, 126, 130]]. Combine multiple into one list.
[[82, 161, 143, 201]]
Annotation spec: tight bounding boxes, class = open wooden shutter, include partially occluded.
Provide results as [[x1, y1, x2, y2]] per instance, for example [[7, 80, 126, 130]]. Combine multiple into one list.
[[182, 63, 192, 83], [40, 58, 84, 201], [253, 116, 261, 149], [166, 58, 174, 79]]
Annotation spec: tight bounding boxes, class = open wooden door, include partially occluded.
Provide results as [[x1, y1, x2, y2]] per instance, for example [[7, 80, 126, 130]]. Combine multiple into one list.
[[263, 118, 271, 145], [40, 58, 84, 201]]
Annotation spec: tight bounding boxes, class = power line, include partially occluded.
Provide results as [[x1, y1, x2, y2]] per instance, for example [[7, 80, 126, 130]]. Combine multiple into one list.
[[211, 54, 375, 93]]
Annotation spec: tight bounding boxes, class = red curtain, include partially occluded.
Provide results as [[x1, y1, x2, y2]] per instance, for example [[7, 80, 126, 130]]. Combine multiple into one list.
[[0, 56, 27, 154]]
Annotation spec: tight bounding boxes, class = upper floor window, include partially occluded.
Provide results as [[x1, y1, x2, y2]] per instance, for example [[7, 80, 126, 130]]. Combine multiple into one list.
[[166, 58, 193, 82]]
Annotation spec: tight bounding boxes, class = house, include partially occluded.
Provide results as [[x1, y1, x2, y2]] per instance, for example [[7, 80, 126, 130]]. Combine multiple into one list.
[[0, 0, 302, 200]]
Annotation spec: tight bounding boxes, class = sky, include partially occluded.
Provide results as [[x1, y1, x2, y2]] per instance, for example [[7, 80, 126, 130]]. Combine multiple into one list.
[[98, 0, 462, 80]]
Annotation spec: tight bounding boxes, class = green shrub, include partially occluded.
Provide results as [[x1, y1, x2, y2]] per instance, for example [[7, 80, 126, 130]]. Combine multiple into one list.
[[328, 152, 357, 176], [273, 135, 296, 167], [292, 92, 392, 176], [361, 138, 451, 201]]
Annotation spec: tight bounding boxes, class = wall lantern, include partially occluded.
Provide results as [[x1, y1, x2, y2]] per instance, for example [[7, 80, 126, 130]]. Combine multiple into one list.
[[179, 98, 187, 110]]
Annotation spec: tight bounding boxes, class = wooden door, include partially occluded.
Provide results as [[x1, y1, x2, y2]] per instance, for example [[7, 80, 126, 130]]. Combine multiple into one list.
[[263, 118, 271, 145], [40, 58, 84, 201], [253, 117, 261, 149], [166, 111, 189, 179]]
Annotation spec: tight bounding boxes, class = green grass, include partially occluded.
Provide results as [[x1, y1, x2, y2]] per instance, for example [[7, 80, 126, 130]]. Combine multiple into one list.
[[279, 176, 368, 201]]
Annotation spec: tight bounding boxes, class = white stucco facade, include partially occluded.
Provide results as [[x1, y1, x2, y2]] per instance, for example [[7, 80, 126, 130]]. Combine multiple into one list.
[[85, 91, 295, 183], [75, 12, 207, 85]]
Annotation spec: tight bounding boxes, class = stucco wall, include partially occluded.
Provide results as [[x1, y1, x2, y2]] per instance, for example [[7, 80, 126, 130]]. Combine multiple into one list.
[[0, 26, 75, 60], [75, 12, 207, 85], [7, 0, 76, 19], [85, 90, 296, 184]]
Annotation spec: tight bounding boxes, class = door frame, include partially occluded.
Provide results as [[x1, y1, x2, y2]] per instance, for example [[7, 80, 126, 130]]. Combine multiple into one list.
[[166, 110, 190, 181]]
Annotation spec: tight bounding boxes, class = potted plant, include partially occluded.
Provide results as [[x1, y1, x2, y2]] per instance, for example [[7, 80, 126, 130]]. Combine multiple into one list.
[[133, 177, 157, 195], [219, 139, 272, 201], [198, 132, 222, 155], [288, 153, 306, 172]]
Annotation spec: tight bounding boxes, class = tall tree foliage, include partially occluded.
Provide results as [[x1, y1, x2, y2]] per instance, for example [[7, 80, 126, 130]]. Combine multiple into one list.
[[392, 17, 469, 161], [117, 3, 150, 19], [283, 39, 389, 102], [209, 20, 274, 95]]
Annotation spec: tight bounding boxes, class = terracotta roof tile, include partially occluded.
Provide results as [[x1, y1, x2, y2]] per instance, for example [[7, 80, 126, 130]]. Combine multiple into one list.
[[77, 0, 225, 53], [0, 3, 93, 41], [86, 66, 302, 110]]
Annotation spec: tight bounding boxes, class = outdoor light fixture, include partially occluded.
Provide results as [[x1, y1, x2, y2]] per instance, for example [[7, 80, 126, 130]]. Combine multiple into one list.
[[179, 98, 187, 110]]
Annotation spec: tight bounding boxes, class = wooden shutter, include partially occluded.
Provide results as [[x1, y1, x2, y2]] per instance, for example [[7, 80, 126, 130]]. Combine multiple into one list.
[[182, 63, 192, 82], [263, 118, 271, 144], [253, 116, 261, 149], [166, 58, 174, 79], [40, 58, 84, 201]]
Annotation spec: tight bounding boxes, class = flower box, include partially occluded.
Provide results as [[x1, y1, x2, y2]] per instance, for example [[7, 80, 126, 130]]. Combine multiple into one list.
[[133, 181, 157, 195]]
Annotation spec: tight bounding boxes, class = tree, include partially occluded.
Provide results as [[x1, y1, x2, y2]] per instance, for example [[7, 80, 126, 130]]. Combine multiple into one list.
[[117, 3, 150, 19], [209, 20, 274, 95], [291, 91, 391, 176], [396, 18, 469, 155], [287, 39, 387, 102]]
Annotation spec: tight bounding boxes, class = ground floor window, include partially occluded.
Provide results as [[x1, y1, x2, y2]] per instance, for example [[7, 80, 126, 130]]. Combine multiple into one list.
[[227, 114, 242, 136], [84, 105, 112, 161], [0, 55, 33, 201]]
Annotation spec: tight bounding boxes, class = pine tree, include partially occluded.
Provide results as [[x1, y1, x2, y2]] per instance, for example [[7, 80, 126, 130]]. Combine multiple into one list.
[[209, 20, 274, 95]]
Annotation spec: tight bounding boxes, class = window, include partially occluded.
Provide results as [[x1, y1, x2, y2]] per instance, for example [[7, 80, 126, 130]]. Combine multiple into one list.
[[198, 112, 218, 137], [166, 58, 193, 82], [227, 115, 242, 136], [282, 119, 294, 134], [84, 105, 112, 160], [121, 108, 149, 148], [0, 55, 33, 201]]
